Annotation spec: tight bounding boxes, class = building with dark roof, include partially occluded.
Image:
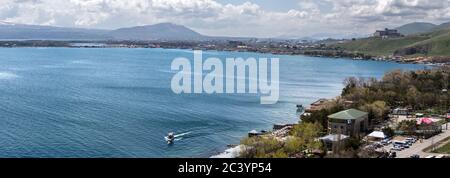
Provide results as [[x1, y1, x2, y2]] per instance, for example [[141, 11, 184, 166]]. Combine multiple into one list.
[[374, 28, 402, 38]]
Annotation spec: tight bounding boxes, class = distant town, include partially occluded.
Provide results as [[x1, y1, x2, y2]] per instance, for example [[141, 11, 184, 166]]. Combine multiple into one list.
[[1, 21, 450, 66], [0, 28, 447, 66]]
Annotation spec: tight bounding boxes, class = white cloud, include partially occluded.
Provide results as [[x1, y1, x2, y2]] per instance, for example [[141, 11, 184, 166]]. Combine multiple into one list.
[[0, 0, 449, 38]]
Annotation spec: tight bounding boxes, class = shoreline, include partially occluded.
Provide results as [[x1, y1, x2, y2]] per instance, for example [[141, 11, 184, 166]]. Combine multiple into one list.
[[210, 145, 243, 158], [0, 45, 445, 66]]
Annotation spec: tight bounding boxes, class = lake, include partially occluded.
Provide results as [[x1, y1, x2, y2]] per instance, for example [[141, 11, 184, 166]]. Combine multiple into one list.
[[0, 48, 427, 157]]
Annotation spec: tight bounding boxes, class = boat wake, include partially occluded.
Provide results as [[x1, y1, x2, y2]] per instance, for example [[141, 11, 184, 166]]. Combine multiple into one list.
[[165, 131, 192, 142], [0, 72, 19, 80]]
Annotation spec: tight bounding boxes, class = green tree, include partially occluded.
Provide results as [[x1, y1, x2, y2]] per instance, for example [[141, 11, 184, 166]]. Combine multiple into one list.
[[359, 101, 389, 124], [302, 105, 344, 130], [345, 137, 362, 150], [397, 120, 417, 134], [291, 122, 324, 152], [406, 86, 420, 109], [240, 136, 285, 158], [382, 127, 395, 138], [284, 137, 305, 154]]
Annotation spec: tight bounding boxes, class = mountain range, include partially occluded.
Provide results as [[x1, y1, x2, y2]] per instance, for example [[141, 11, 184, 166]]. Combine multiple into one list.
[[0, 21, 109, 40], [108, 23, 204, 40], [0, 22, 208, 41], [1, 20, 450, 42]]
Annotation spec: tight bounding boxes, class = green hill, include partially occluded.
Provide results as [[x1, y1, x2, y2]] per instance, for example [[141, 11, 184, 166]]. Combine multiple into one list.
[[393, 22, 450, 36], [434, 22, 450, 31], [395, 22, 437, 35], [334, 28, 450, 57], [395, 30, 450, 56]]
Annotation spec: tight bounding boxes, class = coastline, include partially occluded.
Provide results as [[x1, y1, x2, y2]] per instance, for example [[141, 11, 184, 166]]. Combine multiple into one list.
[[0, 40, 448, 66], [0, 45, 445, 67], [210, 145, 243, 158]]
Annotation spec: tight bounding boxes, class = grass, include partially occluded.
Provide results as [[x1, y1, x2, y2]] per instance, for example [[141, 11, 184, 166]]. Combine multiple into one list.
[[335, 36, 428, 56], [423, 136, 450, 153], [433, 141, 450, 154], [334, 28, 450, 57]]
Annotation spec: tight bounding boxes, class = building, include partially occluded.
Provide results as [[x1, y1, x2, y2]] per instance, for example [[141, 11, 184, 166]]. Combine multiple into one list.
[[392, 107, 413, 116], [373, 28, 402, 38], [328, 109, 369, 137], [319, 134, 349, 151], [366, 131, 386, 142], [305, 98, 329, 112], [228, 40, 245, 47]]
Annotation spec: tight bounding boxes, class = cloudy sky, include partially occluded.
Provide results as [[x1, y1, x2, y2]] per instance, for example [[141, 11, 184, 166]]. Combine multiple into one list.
[[1, 0, 450, 38]]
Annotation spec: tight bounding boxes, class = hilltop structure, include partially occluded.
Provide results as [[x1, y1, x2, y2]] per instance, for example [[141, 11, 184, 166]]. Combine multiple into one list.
[[373, 28, 403, 38]]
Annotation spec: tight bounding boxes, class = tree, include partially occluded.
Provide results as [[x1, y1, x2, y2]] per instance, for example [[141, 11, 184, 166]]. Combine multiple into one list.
[[359, 101, 389, 124], [240, 136, 285, 158], [291, 122, 324, 152], [382, 127, 395, 138], [239, 122, 325, 158], [284, 137, 305, 154], [397, 120, 417, 134], [292, 122, 322, 139], [406, 86, 420, 109], [345, 137, 362, 150], [302, 104, 344, 130]]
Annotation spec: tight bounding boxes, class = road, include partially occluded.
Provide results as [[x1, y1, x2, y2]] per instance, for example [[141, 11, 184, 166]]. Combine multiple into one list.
[[395, 123, 450, 158]]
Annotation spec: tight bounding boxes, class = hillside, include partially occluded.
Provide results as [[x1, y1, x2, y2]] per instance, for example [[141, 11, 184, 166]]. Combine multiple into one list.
[[393, 22, 450, 36], [395, 30, 450, 56], [395, 22, 437, 35], [109, 23, 206, 41], [0, 21, 207, 41], [434, 22, 450, 31], [334, 28, 450, 57], [0, 22, 110, 40]]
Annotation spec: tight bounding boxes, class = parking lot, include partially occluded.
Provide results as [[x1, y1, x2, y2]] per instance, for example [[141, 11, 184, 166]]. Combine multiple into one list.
[[378, 124, 450, 158]]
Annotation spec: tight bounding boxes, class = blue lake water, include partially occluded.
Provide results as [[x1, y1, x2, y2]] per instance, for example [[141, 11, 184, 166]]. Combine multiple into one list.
[[0, 48, 427, 158]]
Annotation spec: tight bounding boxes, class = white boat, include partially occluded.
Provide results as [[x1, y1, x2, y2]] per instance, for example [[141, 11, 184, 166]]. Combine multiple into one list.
[[165, 132, 175, 144]]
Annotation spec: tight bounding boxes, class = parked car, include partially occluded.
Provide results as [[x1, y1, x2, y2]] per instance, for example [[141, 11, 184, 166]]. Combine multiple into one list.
[[395, 140, 410, 148], [410, 154, 420, 158], [406, 137, 416, 144], [390, 146, 403, 151], [406, 141, 413, 147], [425, 155, 436, 158], [435, 155, 445, 158], [393, 140, 407, 146], [381, 139, 392, 145]]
